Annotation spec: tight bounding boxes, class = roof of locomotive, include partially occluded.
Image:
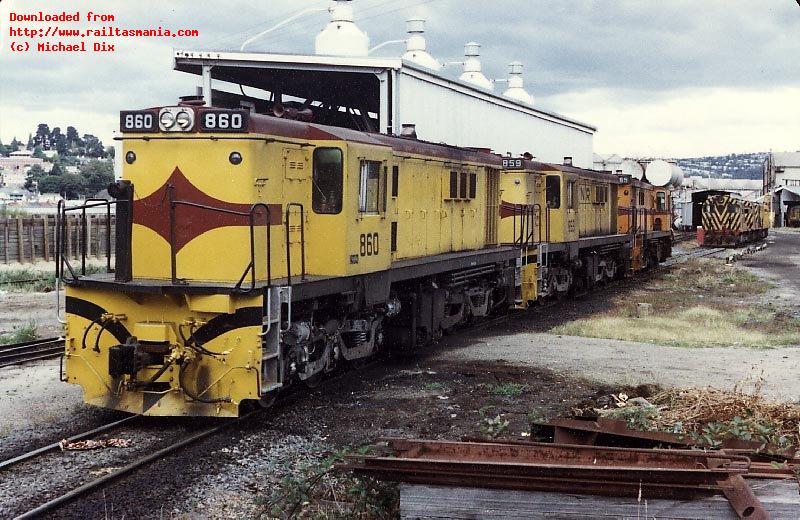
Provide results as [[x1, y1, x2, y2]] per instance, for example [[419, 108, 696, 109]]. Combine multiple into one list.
[[239, 107, 503, 166], [501, 157, 621, 184]]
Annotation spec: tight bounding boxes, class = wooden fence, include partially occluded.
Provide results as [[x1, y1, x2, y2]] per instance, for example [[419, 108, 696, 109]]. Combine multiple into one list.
[[0, 215, 115, 265]]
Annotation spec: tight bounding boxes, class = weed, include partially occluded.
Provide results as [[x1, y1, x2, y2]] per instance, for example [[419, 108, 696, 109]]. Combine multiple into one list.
[[423, 382, 445, 392], [256, 446, 398, 519], [0, 321, 37, 345], [527, 409, 547, 424], [601, 406, 660, 431], [486, 382, 528, 397], [480, 415, 510, 438]]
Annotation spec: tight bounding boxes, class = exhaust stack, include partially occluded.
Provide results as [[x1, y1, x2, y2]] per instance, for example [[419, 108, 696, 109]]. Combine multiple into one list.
[[315, 0, 370, 57], [502, 62, 534, 105], [459, 42, 494, 90], [402, 19, 442, 71]]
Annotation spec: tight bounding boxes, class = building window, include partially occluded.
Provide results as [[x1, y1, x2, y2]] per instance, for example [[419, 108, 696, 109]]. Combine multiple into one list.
[[566, 181, 575, 209], [358, 160, 382, 214], [469, 173, 477, 199], [312, 148, 343, 214], [638, 191, 645, 206], [546, 176, 561, 209], [449, 171, 458, 198], [460, 172, 468, 199]]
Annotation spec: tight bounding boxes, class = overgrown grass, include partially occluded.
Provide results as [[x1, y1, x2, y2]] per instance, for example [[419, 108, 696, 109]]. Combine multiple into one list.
[[552, 259, 800, 348], [486, 382, 528, 397], [0, 321, 37, 345], [0, 264, 107, 292], [0, 269, 57, 292]]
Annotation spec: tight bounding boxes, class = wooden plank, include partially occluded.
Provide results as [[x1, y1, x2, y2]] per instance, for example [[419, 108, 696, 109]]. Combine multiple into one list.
[[400, 481, 800, 520], [16, 217, 24, 263], [43, 216, 50, 262], [3, 220, 8, 264], [28, 219, 35, 263]]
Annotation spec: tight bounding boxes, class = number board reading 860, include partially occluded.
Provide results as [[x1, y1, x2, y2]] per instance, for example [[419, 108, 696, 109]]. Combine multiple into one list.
[[199, 110, 249, 132], [120, 111, 157, 132]]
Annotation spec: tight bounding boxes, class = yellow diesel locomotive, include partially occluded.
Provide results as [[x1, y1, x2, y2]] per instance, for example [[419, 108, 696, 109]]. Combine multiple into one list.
[[497, 158, 672, 306], [57, 102, 673, 417], [59, 102, 518, 416]]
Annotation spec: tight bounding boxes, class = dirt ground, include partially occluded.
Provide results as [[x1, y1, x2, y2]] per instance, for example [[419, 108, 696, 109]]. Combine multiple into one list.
[[0, 231, 798, 517], [0, 291, 63, 338]]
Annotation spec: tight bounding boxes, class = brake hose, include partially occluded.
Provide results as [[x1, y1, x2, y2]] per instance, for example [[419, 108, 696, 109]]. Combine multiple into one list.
[[81, 318, 101, 350]]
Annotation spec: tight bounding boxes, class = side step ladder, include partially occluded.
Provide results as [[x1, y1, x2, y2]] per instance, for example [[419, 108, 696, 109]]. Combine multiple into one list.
[[261, 286, 291, 394]]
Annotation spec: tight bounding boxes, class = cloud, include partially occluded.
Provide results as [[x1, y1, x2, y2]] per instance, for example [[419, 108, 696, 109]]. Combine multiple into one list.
[[1, 0, 798, 156]]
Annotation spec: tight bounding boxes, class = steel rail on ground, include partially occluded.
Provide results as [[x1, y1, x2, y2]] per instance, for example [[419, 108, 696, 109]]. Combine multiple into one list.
[[0, 337, 65, 369], [11, 411, 261, 520]]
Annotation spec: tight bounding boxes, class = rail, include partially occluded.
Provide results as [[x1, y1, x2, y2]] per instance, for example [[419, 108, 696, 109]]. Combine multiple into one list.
[[0, 337, 64, 369], [284, 202, 306, 285], [56, 199, 115, 282], [511, 204, 542, 249], [167, 186, 272, 292]]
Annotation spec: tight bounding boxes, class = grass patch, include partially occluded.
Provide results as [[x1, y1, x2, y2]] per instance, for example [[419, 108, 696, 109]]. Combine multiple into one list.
[[486, 382, 528, 397], [0, 269, 56, 292], [0, 321, 37, 345], [0, 264, 108, 292], [423, 382, 445, 392], [551, 258, 800, 348]]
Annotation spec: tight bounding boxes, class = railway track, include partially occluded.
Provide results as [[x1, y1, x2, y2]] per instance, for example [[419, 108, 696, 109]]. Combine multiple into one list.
[[1, 412, 257, 519], [0, 337, 64, 369]]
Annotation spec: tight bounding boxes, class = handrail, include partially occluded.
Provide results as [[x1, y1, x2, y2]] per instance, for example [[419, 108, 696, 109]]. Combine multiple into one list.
[[168, 186, 272, 293], [284, 203, 306, 286], [56, 199, 116, 282]]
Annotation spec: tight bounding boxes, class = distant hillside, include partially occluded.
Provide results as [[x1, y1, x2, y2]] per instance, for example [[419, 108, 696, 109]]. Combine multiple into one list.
[[675, 153, 766, 180]]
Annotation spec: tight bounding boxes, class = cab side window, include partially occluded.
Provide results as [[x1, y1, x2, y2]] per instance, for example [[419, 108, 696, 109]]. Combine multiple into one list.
[[546, 176, 561, 209], [566, 181, 575, 209], [358, 160, 382, 214], [656, 192, 666, 211], [312, 148, 343, 214]]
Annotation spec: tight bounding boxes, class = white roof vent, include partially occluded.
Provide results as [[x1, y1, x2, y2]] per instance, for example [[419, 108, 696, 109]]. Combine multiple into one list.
[[315, 0, 370, 57], [459, 42, 494, 90], [502, 62, 534, 105], [402, 18, 442, 71]]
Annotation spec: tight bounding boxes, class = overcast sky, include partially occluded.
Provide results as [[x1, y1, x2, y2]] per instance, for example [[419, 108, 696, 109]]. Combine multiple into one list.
[[1, 0, 798, 157]]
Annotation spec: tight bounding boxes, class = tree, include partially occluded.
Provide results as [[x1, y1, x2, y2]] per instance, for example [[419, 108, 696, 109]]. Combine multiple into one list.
[[49, 162, 64, 176], [104, 146, 115, 159], [51, 127, 68, 155], [25, 164, 47, 190], [80, 160, 114, 195], [82, 134, 106, 158], [31, 146, 45, 159], [0, 139, 8, 157], [38, 173, 88, 199], [26, 134, 33, 150], [9, 137, 21, 152], [34, 124, 50, 149], [66, 126, 81, 150]]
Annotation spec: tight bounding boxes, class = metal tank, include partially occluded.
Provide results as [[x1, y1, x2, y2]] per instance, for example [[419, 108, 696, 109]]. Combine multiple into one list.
[[645, 160, 684, 187]]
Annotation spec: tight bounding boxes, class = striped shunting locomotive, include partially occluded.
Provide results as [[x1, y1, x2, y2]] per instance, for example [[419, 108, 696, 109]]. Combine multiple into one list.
[[699, 193, 770, 247]]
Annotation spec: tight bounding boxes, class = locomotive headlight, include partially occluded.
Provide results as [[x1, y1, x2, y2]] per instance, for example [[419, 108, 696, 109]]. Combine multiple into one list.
[[229, 152, 243, 165], [159, 111, 176, 129], [125, 151, 136, 164], [176, 110, 193, 129]]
